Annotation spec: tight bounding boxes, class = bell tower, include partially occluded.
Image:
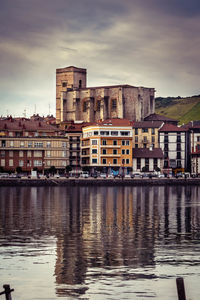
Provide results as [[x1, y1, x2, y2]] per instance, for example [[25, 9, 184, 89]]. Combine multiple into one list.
[[56, 66, 87, 124]]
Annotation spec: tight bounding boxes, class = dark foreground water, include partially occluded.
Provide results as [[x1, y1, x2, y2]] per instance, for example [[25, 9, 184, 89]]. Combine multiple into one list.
[[0, 186, 200, 300]]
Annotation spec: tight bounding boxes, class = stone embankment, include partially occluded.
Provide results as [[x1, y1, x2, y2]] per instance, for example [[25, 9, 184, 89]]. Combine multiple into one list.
[[0, 178, 199, 186]]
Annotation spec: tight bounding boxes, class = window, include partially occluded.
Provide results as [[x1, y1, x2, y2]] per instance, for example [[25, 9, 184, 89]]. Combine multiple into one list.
[[142, 128, 148, 133], [152, 136, 155, 143], [92, 149, 97, 154], [113, 140, 117, 145], [120, 131, 129, 136], [177, 160, 182, 168], [19, 160, 24, 167], [19, 151, 23, 157], [9, 159, 13, 167], [20, 141, 24, 147], [28, 141, 32, 148], [34, 142, 43, 148], [79, 80, 82, 88], [92, 158, 97, 164], [94, 131, 98, 135], [135, 136, 138, 142], [113, 158, 117, 164], [111, 99, 117, 110], [122, 149, 125, 155], [135, 144, 138, 148], [100, 131, 109, 135], [46, 151, 51, 157], [113, 149, 117, 155], [145, 158, 149, 171], [102, 149, 107, 154], [164, 144, 168, 151], [122, 140, 125, 146], [137, 158, 141, 170], [164, 134, 168, 143], [10, 141, 14, 147], [102, 158, 107, 164], [177, 134, 181, 143], [1, 151, 5, 157], [126, 149, 130, 155], [9, 151, 13, 157], [34, 151, 42, 157], [126, 159, 129, 164], [62, 151, 67, 157], [62, 161, 67, 167], [27, 151, 32, 157], [102, 140, 107, 145], [9, 132, 13, 137], [135, 128, 138, 135], [177, 143, 181, 151], [92, 140, 97, 145], [62, 81, 67, 87], [1, 159, 5, 166], [177, 152, 181, 159], [164, 160, 169, 168], [83, 102, 87, 112], [153, 158, 158, 170], [126, 140, 130, 145], [164, 152, 168, 159], [111, 131, 118, 136], [152, 128, 155, 135], [197, 136, 200, 142], [97, 101, 101, 111], [62, 142, 66, 148], [34, 160, 42, 166]]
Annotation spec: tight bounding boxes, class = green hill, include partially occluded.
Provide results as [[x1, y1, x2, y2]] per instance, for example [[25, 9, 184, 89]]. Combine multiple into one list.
[[155, 95, 200, 124]]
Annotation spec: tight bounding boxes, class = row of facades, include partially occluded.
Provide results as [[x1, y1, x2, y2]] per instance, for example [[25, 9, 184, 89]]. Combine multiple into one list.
[[0, 114, 200, 175]]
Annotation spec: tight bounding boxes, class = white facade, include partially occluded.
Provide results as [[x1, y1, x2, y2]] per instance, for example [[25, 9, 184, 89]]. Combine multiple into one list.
[[159, 131, 186, 170]]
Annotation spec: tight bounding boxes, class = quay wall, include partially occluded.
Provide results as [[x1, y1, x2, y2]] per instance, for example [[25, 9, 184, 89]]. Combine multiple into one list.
[[0, 178, 200, 187]]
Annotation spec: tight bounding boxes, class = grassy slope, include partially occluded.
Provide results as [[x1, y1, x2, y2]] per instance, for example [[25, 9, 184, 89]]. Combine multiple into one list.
[[155, 96, 200, 124]]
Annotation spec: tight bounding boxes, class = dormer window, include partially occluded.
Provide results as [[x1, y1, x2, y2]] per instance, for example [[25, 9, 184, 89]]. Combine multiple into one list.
[[62, 81, 67, 88]]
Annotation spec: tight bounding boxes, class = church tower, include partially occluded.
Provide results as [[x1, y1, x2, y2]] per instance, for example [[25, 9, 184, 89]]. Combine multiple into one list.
[[56, 66, 87, 124]]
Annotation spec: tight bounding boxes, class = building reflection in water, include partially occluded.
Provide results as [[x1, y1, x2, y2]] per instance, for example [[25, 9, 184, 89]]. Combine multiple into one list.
[[0, 185, 200, 297]]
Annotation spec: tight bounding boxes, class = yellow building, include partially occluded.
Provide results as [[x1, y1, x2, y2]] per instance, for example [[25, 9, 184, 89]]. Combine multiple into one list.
[[132, 121, 163, 149], [81, 119, 133, 172]]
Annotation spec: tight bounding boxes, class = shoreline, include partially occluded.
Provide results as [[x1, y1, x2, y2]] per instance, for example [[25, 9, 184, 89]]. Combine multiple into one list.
[[0, 178, 200, 186]]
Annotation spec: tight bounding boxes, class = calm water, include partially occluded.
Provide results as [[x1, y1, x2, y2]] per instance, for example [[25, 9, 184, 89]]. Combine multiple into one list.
[[0, 185, 200, 300]]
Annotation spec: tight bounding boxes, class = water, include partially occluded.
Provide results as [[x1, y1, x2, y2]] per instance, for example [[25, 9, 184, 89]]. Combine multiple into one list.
[[0, 185, 200, 300]]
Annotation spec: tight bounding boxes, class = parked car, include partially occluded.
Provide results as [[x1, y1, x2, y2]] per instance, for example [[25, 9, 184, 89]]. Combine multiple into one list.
[[131, 173, 142, 178], [80, 171, 89, 178], [91, 173, 98, 178], [100, 173, 107, 178], [107, 174, 114, 178], [0, 173, 9, 178], [176, 172, 183, 178], [9, 173, 18, 178], [54, 174, 60, 178], [158, 174, 165, 178], [124, 174, 131, 178]]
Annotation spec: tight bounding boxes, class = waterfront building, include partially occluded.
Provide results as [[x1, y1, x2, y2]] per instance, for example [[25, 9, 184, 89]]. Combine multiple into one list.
[[132, 120, 163, 149], [0, 117, 68, 173], [132, 148, 163, 172], [81, 118, 133, 172], [65, 122, 86, 172], [183, 121, 200, 175], [159, 123, 188, 173], [56, 66, 155, 124]]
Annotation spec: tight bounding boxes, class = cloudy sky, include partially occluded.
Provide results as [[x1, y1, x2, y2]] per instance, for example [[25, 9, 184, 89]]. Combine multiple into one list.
[[0, 0, 200, 117]]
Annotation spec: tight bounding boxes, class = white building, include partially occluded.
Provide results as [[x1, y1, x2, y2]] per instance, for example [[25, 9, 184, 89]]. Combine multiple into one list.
[[159, 123, 188, 172]]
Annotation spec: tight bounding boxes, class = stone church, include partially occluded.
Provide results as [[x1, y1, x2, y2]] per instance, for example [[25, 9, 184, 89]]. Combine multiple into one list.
[[56, 66, 155, 124]]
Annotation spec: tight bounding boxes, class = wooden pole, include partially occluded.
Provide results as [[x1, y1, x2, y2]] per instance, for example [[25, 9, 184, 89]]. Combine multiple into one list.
[[176, 277, 186, 300]]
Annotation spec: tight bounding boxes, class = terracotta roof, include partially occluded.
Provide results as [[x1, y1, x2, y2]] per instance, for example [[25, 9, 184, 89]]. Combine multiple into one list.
[[84, 118, 132, 127], [182, 121, 200, 129], [132, 121, 163, 128], [132, 148, 164, 158], [144, 113, 178, 123], [159, 123, 188, 132], [0, 118, 59, 132]]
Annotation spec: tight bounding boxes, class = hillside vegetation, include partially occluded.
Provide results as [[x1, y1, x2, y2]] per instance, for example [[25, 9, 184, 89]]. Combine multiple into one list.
[[155, 95, 200, 124]]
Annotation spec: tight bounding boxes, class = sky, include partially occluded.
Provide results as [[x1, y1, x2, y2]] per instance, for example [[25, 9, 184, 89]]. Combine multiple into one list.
[[0, 0, 200, 117]]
